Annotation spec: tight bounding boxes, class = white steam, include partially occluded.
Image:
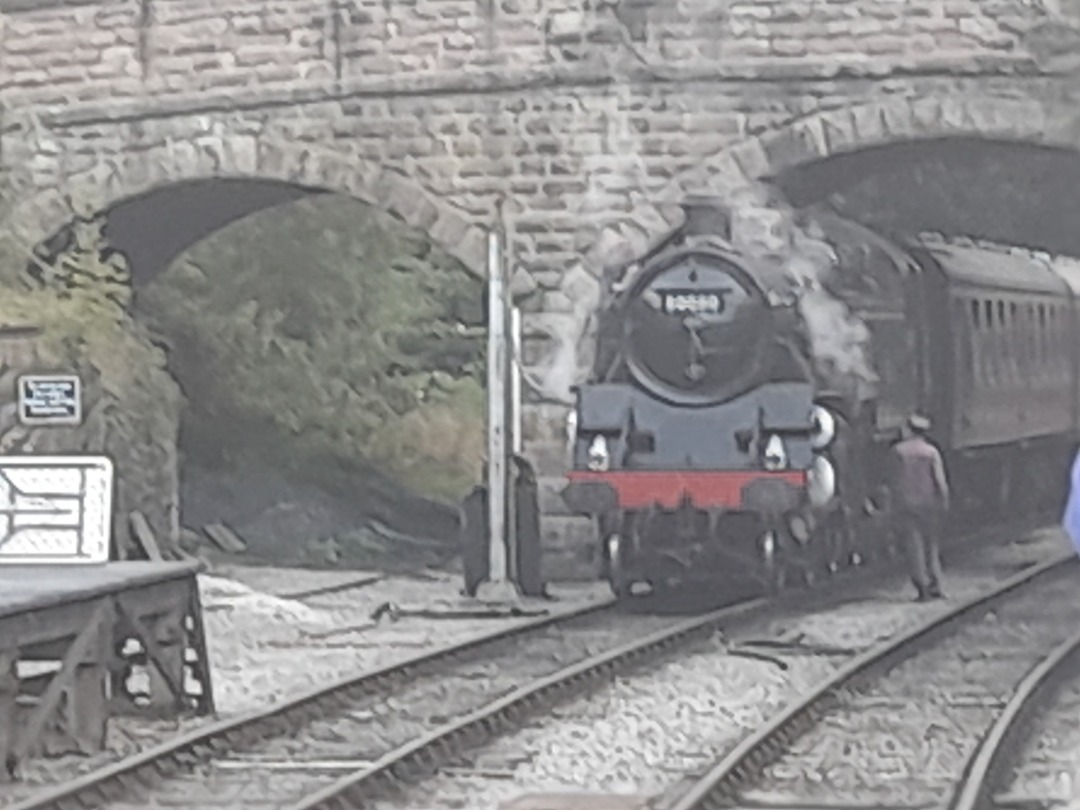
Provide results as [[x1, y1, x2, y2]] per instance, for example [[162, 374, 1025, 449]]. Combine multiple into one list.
[[532, 264, 603, 405], [732, 192, 878, 399]]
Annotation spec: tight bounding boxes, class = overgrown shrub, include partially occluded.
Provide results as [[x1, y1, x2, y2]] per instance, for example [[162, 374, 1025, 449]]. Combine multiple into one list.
[[0, 179, 181, 555], [138, 194, 486, 504]]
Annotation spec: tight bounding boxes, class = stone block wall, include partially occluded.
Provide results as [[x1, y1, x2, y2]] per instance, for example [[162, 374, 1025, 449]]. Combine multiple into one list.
[[5, 0, 1080, 577], [0, 0, 1056, 105]]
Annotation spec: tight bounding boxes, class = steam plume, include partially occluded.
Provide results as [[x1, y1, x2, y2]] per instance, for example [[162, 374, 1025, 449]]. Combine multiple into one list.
[[730, 188, 878, 400]]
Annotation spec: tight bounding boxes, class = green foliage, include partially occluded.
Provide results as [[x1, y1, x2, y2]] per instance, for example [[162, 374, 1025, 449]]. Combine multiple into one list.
[[0, 177, 172, 408], [0, 181, 180, 553], [0, 175, 31, 291], [137, 195, 486, 503]]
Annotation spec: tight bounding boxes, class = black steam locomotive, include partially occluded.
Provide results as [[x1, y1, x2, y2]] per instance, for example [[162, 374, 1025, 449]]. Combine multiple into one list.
[[562, 198, 1080, 598]]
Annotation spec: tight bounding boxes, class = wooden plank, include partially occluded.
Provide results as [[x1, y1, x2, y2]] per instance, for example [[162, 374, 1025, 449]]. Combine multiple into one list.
[[112, 575, 202, 716], [129, 511, 163, 562], [187, 575, 215, 716], [203, 523, 247, 554], [0, 600, 110, 650], [114, 601, 186, 712], [498, 795, 651, 810], [0, 561, 201, 620], [68, 660, 109, 754], [0, 650, 16, 782], [0, 570, 195, 649], [113, 575, 191, 620], [13, 600, 111, 766], [215, 758, 374, 772]]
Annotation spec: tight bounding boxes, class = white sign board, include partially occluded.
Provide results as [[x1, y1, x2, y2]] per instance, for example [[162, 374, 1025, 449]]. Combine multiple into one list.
[[0, 456, 113, 564], [18, 375, 82, 426]]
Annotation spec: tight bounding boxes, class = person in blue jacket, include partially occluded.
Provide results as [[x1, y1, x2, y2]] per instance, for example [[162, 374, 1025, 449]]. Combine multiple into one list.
[[1063, 449, 1080, 556]]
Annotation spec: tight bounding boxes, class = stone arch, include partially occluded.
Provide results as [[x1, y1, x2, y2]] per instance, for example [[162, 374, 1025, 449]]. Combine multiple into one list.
[[581, 93, 1080, 275], [6, 132, 489, 278]]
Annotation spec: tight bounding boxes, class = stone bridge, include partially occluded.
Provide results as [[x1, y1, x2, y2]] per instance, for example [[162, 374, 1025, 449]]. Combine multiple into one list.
[[4, 0, 1080, 574]]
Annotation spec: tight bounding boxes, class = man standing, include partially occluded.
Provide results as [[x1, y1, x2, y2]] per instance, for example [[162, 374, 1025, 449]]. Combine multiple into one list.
[[889, 414, 951, 602]]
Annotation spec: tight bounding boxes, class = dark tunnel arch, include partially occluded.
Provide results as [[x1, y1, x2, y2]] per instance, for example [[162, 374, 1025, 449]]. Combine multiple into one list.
[[34, 178, 330, 287], [770, 136, 1080, 257]]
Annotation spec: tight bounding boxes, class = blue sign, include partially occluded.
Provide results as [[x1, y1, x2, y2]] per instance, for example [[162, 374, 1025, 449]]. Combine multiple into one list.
[[18, 375, 82, 425]]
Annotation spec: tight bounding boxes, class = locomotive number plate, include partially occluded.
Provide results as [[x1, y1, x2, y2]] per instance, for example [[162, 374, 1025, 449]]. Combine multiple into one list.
[[663, 291, 729, 315]]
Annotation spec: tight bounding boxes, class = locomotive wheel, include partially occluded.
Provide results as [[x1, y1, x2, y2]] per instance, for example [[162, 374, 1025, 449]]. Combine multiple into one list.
[[606, 533, 633, 600]]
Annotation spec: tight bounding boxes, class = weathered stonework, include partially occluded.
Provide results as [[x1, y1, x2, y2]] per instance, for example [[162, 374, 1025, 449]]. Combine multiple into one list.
[[5, 0, 1080, 577]]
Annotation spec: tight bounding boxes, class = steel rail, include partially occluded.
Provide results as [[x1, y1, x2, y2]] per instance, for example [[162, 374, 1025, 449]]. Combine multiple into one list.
[[950, 624, 1080, 810], [7, 596, 618, 810], [666, 550, 1077, 810], [287, 595, 772, 810], [11, 517, 1059, 810]]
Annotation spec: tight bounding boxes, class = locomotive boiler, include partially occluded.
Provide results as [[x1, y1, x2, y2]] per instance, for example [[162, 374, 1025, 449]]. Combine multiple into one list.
[[562, 198, 1080, 598]]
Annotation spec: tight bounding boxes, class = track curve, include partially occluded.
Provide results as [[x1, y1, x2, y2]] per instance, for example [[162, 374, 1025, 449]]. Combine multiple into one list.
[[667, 551, 1079, 810]]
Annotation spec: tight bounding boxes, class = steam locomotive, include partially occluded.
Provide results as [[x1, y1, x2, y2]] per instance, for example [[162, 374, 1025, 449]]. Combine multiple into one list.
[[562, 198, 1080, 598]]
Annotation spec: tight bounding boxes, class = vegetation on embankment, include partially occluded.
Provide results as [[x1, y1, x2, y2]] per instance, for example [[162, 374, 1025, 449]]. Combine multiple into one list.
[[0, 184, 181, 557], [0, 180, 485, 564], [137, 194, 487, 556]]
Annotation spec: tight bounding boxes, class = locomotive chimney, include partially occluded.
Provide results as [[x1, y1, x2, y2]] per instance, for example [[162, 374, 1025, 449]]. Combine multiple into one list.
[[681, 197, 732, 241]]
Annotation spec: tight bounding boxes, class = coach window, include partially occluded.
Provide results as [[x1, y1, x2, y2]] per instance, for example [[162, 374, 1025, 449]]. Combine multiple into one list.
[[973, 299, 984, 384], [1020, 304, 1028, 382], [1006, 302, 1015, 384], [1050, 307, 1059, 369], [989, 298, 997, 386], [968, 299, 982, 387], [1033, 304, 1041, 373], [1059, 306, 1068, 367], [1034, 304, 1042, 377], [1023, 302, 1032, 369], [1038, 304, 1047, 375]]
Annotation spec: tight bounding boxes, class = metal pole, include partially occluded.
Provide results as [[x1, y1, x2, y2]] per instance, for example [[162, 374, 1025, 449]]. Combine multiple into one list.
[[486, 230, 509, 584], [510, 307, 523, 455]]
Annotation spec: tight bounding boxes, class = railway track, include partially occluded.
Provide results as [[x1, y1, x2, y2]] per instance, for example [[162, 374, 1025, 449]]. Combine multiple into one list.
[[5, 521, 1063, 810], [666, 552, 1080, 810], [951, 626, 1080, 810], [5, 593, 768, 810]]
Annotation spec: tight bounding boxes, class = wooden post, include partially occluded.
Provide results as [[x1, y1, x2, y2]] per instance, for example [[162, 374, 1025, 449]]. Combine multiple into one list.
[[486, 230, 510, 585], [0, 651, 16, 780], [506, 306, 522, 585]]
